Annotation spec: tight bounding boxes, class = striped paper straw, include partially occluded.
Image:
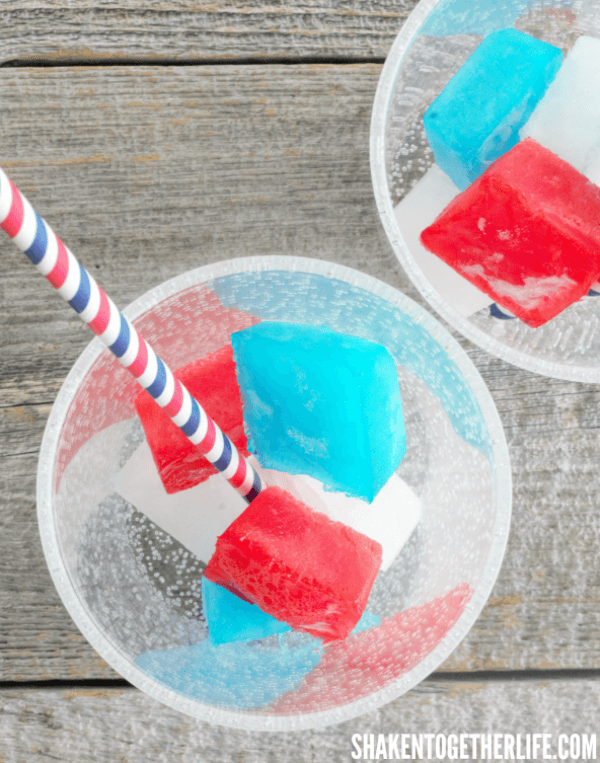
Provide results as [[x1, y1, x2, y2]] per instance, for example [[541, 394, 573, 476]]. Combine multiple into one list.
[[0, 168, 264, 503]]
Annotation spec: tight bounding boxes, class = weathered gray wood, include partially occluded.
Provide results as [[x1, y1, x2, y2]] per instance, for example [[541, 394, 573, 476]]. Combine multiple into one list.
[[0, 0, 416, 65], [2, 65, 600, 683], [446, 358, 600, 671], [1, 680, 599, 760]]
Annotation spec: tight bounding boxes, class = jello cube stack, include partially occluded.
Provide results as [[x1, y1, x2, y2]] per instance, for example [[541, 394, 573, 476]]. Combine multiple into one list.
[[419, 29, 600, 327], [203, 322, 405, 643], [135, 323, 410, 644]]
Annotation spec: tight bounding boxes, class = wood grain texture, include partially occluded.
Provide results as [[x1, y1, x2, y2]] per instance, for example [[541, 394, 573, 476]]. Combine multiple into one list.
[[2, 65, 600, 685], [0, 680, 599, 761], [0, 0, 415, 65]]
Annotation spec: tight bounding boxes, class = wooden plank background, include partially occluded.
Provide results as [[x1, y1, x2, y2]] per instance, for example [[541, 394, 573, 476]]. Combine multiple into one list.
[[1, 680, 600, 762], [0, 0, 411, 64], [1, 2, 599, 759]]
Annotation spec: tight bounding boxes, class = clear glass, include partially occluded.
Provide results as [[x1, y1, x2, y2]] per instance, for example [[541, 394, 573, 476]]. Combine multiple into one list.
[[371, 0, 600, 382], [37, 256, 511, 730]]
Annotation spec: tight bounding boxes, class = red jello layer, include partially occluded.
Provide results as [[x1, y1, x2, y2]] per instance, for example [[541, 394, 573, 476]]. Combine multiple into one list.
[[420, 138, 600, 327], [204, 486, 383, 643], [135, 343, 249, 494]]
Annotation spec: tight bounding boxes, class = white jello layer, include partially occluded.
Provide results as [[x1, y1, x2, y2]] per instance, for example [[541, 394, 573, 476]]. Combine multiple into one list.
[[520, 35, 600, 184]]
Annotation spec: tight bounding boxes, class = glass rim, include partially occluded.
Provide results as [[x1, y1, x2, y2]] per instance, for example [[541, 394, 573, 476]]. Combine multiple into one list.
[[37, 254, 512, 731]]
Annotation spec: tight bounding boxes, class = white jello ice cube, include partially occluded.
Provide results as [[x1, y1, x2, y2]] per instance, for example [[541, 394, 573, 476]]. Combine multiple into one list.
[[394, 164, 492, 317], [115, 439, 249, 565], [520, 35, 600, 183]]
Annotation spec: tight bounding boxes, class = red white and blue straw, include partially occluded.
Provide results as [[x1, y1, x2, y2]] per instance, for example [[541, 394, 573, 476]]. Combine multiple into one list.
[[0, 167, 264, 503]]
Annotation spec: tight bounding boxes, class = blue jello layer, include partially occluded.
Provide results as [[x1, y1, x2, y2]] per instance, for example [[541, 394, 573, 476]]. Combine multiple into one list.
[[231, 321, 406, 503], [423, 28, 563, 190]]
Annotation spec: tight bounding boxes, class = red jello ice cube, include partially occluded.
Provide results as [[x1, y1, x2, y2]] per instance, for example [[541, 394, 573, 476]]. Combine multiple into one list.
[[135, 344, 249, 494], [420, 138, 600, 327], [204, 486, 383, 643]]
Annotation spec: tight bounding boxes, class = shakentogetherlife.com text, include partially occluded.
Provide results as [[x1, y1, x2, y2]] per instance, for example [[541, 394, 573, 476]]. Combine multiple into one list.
[[351, 733, 597, 761]]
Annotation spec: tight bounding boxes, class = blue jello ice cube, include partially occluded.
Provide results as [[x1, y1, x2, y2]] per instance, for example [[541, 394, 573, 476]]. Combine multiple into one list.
[[202, 578, 382, 646], [423, 28, 563, 190], [231, 322, 406, 503], [202, 577, 291, 645]]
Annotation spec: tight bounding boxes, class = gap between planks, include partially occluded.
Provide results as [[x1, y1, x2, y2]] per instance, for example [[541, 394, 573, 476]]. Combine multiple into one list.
[[3, 669, 600, 692], [0, 56, 387, 68]]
